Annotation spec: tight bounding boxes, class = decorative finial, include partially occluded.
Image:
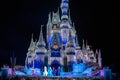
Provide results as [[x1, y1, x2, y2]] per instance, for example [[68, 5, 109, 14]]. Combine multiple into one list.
[[82, 39, 85, 50], [48, 12, 51, 21], [40, 25, 43, 35], [57, 7, 59, 15], [41, 25, 44, 28], [75, 35, 80, 48]]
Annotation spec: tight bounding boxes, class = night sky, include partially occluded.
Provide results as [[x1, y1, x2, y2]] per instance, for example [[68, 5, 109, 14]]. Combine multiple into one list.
[[0, 0, 118, 71]]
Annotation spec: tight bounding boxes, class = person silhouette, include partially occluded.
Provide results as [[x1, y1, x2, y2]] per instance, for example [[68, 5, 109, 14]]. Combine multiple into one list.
[[57, 66, 61, 76], [48, 67, 53, 76], [43, 66, 48, 76]]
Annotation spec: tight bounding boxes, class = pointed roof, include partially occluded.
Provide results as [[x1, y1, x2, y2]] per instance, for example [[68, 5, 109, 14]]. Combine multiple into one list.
[[72, 22, 76, 33], [35, 29, 47, 53], [95, 49, 98, 58], [68, 9, 72, 25], [37, 25, 46, 47], [47, 12, 52, 26], [48, 12, 51, 21], [98, 49, 101, 58], [86, 40, 90, 50], [28, 33, 35, 51], [75, 35, 80, 48], [57, 7, 60, 22], [98, 49, 102, 68], [52, 11, 60, 24], [82, 39, 85, 50], [95, 49, 99, 55]]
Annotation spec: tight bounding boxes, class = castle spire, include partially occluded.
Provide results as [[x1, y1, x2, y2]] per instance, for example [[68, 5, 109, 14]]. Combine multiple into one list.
[[47, 12, 52, 43], [57, 7, 61, 22], [37, 25, 46, 47], [47, 12, 52, 27], [68, 9, 72, 25], [61, 0, 69, 21], [28, 33, 35, 51], [75, 35, 80, 49], [86, 40, 91, 51], [82, 39, 85, 50], [72, 22, 76, 33], [95, 49, 98, 55], [98, 49, 102, 68], [52, 11, 60, 24]]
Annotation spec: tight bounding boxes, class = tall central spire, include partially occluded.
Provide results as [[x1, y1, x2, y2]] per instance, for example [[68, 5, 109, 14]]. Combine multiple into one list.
[[60, 0, 69, 21]]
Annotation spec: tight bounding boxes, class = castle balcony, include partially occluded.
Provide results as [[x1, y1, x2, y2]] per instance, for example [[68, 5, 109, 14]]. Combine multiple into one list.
[[51, 51, 61, 57]]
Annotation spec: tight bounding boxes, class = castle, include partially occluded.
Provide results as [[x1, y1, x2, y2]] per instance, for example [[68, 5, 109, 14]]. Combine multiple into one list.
[[25, 0, 102, 71]]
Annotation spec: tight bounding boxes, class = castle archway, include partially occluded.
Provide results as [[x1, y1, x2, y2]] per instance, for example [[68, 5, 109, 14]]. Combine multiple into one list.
[[51, 60, 61, 69]]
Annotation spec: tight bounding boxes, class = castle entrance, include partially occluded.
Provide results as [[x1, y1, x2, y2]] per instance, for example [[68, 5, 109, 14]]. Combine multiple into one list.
[[51, 60, 61, 69]]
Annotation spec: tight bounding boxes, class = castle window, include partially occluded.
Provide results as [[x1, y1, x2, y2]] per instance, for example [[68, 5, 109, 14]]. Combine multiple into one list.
[[53, 45, 58, 49]]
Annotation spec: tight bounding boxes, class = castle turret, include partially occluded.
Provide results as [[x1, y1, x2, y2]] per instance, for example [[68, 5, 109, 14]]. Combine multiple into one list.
[[75, 35, 80, 49], [60, 0, 72, 44], [37, 25, 46, 47], [66, 31, 76, 66], [71, 23, 76, 46], [61, 0, 69, 21], [47, 12, 52, 44], [26, 34, 36, 68], [34, 26, 47, 68], [68, 9, 72, 25], [98, 49, 102, 68], [52, 12, 60, 25], [57, 8, 61, 23], [35, 25, 47, 54], [82, 39, 86, 50], [28, 33, 35, 51], [65, 31, 76, 71], [75, 35, 83, 63], [94, 49, 98, 63]]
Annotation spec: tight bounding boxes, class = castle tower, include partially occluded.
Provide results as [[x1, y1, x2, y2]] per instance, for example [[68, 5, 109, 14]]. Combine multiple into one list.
[[48, 31, 63, 68], [60, 0, 71, 44], [47, 12, 52, 45], [52, 11, 60, 25], [75, 35, 83, 63], [61, 0, 69, 21], [65, 31, 76, 71], [34, 26, 47, 68], [25, 34, 36, 68], [71, 23, 76, 47]]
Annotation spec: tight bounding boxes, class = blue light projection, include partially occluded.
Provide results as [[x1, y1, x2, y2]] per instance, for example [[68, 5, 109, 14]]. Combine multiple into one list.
[[20, 0, 109, 79]]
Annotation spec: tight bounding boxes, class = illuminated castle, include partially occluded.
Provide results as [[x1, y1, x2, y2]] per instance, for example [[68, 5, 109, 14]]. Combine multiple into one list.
[[25, 0, 102, 71]]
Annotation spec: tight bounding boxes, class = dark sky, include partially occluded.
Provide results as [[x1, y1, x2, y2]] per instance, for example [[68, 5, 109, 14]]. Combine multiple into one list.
[[0, 0, 118, 70]]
